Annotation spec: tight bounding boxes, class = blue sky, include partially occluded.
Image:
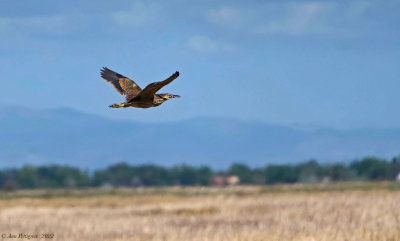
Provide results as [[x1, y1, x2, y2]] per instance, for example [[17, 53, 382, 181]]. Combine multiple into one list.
[[0, 0, 399, 129]]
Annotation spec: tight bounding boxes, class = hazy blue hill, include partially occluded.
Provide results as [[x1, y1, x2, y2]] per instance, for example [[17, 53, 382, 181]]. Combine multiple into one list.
[[0, 106, 399, 169]]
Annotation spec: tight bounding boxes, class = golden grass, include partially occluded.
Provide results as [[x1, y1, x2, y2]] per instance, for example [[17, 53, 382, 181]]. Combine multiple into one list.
[[0, 183, 399, 241]]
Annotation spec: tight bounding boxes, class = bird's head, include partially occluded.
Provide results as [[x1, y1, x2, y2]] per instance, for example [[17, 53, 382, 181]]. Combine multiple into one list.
[[158, 94, 180, 101]]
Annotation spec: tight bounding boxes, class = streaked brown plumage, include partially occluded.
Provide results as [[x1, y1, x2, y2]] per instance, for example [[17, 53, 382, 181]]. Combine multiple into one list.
[[100, 67, 180, 108]]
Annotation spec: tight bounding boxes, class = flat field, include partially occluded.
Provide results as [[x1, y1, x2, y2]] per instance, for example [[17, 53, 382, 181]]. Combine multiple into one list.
[[0, 182, 399, 241]]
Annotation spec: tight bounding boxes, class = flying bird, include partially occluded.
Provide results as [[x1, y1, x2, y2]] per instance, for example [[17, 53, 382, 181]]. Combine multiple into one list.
[[101, 67, 180, 108]]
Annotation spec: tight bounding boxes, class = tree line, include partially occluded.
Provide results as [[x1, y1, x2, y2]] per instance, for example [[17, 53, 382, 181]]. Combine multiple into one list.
[[0, 156, 399, 189]]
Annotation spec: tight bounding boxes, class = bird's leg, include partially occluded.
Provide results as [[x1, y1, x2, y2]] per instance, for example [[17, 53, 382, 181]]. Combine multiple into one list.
[[109, 103, 125, 108]]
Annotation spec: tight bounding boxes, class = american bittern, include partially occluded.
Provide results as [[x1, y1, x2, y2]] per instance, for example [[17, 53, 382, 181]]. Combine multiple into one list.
[[101, 67, 180, 108]]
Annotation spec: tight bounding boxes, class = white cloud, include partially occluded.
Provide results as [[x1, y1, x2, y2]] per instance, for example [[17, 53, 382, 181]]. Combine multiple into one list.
[[255, 2, 336, 35], [188, 35, 217, 53], [206, 6, 245, 28], [347, 1, 373, 17], [0, 14, 88, 35], [112, 1, 161, 26], [187, 35, 239, 55], [206, 1, 378, 36], [0, 19, 7, 30]]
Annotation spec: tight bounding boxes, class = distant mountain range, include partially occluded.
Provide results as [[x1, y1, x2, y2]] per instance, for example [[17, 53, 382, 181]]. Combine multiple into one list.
[[0, 106, 399, 169]]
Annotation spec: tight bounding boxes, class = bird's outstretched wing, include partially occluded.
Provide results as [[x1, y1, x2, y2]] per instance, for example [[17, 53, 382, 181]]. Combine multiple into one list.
[[100, 67, 142, 100], [133, 71, 179, 100]]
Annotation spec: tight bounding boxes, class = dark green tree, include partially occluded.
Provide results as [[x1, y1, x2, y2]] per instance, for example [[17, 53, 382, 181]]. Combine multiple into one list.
[[228, 163, 253, 184], [350, 157, 390, 180]]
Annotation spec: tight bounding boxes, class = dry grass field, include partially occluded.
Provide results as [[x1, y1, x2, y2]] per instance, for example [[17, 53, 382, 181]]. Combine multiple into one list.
[[0, 182, 399, 241]]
